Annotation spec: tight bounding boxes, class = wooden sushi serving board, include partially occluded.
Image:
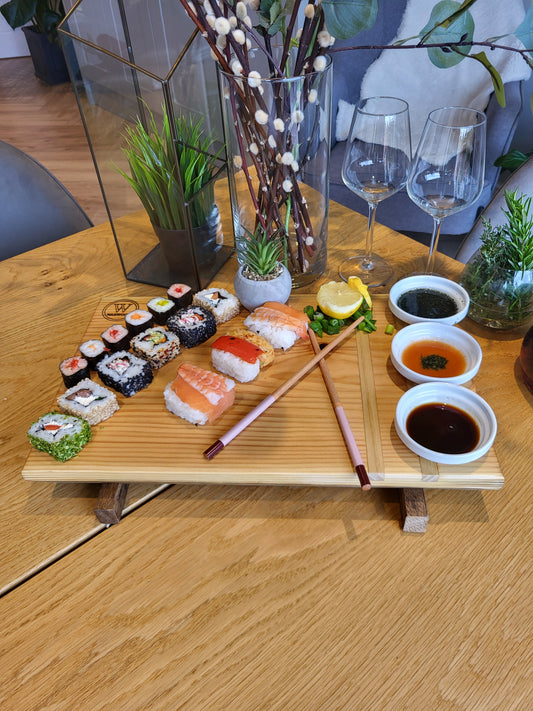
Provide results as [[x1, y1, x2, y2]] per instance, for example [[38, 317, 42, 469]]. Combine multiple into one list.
[[22, 294, 504, 489]]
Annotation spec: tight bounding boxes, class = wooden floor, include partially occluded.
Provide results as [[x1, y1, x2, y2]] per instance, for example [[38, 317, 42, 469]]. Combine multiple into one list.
[[0, 56, 108, 225]]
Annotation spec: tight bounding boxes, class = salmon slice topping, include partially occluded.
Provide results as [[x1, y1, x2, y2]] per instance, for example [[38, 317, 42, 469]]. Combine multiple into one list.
[[252, 304, 309, 340], [211, 336, 262, 363], [171, 363, 235, 422]]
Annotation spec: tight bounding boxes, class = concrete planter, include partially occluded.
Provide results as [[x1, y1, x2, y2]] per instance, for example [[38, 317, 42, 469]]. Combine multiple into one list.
[[233, 264, 292, 312]]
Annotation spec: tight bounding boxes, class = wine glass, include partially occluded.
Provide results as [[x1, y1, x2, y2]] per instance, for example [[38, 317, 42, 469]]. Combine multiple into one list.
[[407, 106, 486, 274], [339, 96, 411, 287]]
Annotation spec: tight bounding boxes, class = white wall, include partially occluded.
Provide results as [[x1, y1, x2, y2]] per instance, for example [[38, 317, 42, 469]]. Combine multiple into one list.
[[0, 16, 29, 58]]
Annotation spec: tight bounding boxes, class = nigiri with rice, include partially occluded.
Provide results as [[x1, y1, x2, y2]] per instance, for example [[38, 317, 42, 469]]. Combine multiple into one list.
[[243, 301, 308, 350], [164, 362, 235, 425], [211, 335, 263, 382]]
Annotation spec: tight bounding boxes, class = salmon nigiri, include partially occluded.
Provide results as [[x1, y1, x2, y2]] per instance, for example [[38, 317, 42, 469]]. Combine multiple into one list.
[[243, 301, 308, 350], [164, 362, 235, 425]]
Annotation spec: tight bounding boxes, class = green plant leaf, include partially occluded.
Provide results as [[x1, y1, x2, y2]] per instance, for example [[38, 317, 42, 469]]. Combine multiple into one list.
[[470, 51, 505, 106], [0, 0, 37, 28], [494, 149, 531, 170], [419, 0, 474, 68], [322, 0, 378, 42]]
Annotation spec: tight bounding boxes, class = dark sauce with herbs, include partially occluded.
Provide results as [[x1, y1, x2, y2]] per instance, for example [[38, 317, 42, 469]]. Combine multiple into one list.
[[398, 288, 458, 319], [406, 402, 479, 454]]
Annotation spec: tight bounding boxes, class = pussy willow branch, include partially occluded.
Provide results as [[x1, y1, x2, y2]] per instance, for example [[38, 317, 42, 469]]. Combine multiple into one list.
[[330, 39, 533, 58]]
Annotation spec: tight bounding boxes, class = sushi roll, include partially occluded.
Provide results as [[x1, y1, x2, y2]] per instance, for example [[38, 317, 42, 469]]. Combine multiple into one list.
[[226, 327, 275, 368], [164, 362, 235, 425], [57, 378, 119, 425], [211, 335, 262, 383], [146, 297, 176, 325], [192, 287, 241, 324], [167, 283, 193, 309], [96, 350, 153, 397], [27, 411, 91, 462], [167, 306, 216, 348], [124, 309, 153, 336], [130, 327, 180, 369], [79, 339, 108, 369], [59, 356, 90, 388], [101, 324, 130, 353], [243, 301, 309, 350]]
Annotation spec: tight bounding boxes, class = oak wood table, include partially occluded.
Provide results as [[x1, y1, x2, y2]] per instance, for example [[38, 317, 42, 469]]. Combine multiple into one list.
[[1, 203, 531, 709]]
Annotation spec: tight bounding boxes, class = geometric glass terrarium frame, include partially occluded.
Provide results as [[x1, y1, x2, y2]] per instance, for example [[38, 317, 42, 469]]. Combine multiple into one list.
[[58, 0, 233, 290]]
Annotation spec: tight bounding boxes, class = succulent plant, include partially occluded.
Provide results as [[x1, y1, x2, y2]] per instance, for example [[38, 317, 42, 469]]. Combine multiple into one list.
[[238, 224, 285, 278]]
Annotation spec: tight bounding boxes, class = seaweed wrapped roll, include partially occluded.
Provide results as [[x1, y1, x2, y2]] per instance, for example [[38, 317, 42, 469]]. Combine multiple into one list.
[[131, 327, 180, 369], [27, 412, 92, 462], [60, 356, 90, 388], [146, 297, 176, 325], [57, 378, 119, 425], [167, 283, 192, 309], [101, 324, 130, 352], [124, 309, 153, 336], [79, 339, 107, 369], [96, 350, 153, 397], [167, 306, 216, 348]]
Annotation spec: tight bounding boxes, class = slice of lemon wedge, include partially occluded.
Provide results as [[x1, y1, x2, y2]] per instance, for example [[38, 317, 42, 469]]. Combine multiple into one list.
[[348, 276, 372, 308], [317, 281, 364, 319]]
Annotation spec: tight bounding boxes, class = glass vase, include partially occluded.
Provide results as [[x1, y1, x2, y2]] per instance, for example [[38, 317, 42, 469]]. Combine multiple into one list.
[[461, 250, 533, 329], [218, 55, 332, 288]]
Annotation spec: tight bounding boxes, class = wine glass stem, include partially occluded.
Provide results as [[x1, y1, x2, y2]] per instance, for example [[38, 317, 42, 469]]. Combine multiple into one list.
[[363, 202, 378, 271], [426, 217, 442, 273]]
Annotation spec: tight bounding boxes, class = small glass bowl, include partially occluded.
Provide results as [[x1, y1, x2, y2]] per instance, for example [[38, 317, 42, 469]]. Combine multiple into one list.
[[394, 382, 497, 465], [390, 322, 482, 385], [389, 275, 470, 325]]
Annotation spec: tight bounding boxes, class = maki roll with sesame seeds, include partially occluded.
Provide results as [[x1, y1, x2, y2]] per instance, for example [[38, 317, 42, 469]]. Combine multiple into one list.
[[57, 378, 119, 425], [146, 297, 176, 325], [130, 327, 180, 369], [27, 412, 91, 462], [124, 309, 153, 336], [96, 351, 153, 397], [59, 356, 90, 388], [192, 287, 241, 324], [167, 283, 192, 309], [101, 324, 130, 352], [79, 339, 108, 369], [167, 306, 216, 348]]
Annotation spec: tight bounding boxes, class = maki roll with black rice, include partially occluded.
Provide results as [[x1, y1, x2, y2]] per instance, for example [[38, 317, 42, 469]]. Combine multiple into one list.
[[79, 339, 108, 369], [101, 324, 130, 352], [131, 327, 180, 369], [96, 351, 153, 397], [167, 306, 216, 348], [27, 412, 91, 462], [57, 378, 119, 425], [146, 297, 176, 325], [60, 356, 90, 388], [125, 309, 153, 336], [167, 283, 192, 309]]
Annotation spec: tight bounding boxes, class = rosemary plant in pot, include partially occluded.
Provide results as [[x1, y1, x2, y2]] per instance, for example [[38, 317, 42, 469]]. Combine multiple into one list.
[[461, 190, 533, 329], [118, 104, 222, 287], [233, 224, 292, 311]]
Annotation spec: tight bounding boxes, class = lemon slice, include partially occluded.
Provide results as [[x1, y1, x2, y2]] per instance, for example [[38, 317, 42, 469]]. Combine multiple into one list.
[[348, 276, 372, 307], [317, 281, 364, 319]]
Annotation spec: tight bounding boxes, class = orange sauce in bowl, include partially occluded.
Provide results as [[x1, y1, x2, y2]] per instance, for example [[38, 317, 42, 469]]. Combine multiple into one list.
[[402, 339, 466, 377]]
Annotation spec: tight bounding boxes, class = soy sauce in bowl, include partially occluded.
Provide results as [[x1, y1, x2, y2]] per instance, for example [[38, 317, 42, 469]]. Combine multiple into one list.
[[397, 288, 458, 319], [406, 402, 479, 454]]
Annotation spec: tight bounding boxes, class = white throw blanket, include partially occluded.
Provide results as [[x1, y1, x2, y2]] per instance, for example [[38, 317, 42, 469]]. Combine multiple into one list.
[[336, 0, 531, 147]]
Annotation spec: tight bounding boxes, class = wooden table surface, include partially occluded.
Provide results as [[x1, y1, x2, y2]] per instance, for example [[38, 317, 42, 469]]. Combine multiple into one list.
[[1, 202, 531, 709]]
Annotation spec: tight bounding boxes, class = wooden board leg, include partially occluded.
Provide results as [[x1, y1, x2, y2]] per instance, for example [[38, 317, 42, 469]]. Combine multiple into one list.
[[94, 483, 129, 525], [400, 488, 429, 533]]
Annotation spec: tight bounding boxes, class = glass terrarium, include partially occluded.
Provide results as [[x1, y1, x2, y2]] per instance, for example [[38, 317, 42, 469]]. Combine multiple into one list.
[[58, 0, 233, 290]]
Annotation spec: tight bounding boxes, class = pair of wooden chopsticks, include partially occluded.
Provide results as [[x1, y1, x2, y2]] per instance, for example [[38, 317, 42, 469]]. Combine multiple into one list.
[[203, 318, 371, 491]]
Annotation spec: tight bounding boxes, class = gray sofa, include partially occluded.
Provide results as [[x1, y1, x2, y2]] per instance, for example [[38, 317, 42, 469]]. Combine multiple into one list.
[[328, 1, 524, 257]]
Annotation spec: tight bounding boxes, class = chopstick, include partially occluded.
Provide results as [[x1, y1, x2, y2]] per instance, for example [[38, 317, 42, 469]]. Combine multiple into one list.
[[204, 315, 364, 460], [308, 329, 371, 490]]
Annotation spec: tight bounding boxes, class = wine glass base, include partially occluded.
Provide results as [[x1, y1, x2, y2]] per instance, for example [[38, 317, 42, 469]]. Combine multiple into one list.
[[339, 253, 393, 287]]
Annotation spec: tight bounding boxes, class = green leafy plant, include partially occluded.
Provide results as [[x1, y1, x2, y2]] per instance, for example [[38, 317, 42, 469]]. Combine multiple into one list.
[[461, 189, 533, 327], [117, 104, 220, 231], [238, 224, 285, 278], [0, 0, 64, 39]]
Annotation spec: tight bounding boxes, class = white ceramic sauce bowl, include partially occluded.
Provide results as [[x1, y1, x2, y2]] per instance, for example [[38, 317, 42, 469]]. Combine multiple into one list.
[[394, 382, 497, 465], [390, 322, 482, 385], [389, 275, 469, 325]]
